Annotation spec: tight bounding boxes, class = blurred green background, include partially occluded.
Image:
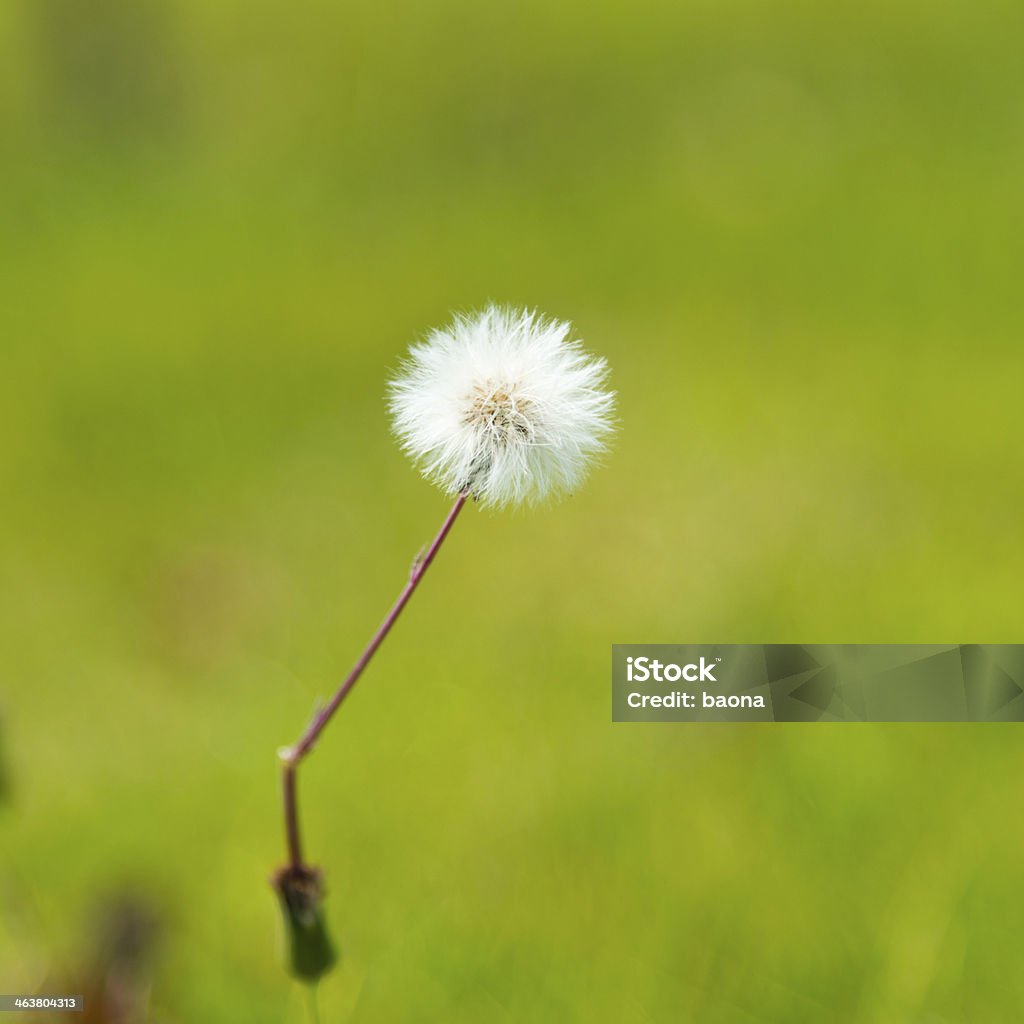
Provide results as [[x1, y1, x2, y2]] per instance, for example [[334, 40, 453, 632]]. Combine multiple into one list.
[[2, 0, 1024, 1020]]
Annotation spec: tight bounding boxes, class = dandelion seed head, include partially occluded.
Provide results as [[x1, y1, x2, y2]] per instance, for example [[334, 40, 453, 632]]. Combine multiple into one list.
[[388, 306, 616, 507]]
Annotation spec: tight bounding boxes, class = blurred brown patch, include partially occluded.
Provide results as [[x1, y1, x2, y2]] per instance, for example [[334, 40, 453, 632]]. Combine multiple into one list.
[[40, 890, 163, 1024]]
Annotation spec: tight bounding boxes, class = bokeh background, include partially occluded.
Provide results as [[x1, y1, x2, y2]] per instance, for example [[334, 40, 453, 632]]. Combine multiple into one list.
[[3, 0, 1024, 1020]]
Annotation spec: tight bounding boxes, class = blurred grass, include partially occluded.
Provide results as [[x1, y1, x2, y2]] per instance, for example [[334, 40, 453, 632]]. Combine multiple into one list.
[[2, 0, 1024, 1020]]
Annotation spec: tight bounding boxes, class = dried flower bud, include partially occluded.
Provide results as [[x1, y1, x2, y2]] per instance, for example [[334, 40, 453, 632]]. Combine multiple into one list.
[[272, 864, 338, 983]]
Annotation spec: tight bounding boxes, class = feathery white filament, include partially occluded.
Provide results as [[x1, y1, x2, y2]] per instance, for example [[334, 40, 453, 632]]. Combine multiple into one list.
[[388, 306, 615, 507]]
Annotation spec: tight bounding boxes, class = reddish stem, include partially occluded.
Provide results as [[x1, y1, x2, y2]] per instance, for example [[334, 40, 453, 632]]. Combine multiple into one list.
[[281, 491, 469, 868]]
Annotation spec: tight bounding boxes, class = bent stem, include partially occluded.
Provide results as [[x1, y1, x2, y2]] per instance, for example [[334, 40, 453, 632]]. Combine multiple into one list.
[[280, 490, 469, 871]]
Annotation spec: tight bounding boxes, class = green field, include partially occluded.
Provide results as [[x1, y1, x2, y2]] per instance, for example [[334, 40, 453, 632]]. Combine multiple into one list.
[[2, 1, 1024, 1020]]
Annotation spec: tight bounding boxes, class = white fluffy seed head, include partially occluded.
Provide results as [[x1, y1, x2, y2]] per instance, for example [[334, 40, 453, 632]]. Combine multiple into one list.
[[388, 306, 616, 508]]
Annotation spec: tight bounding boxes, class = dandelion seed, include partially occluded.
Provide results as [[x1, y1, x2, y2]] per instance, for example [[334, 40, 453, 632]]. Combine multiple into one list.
[[388, 305, 616, 507]]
